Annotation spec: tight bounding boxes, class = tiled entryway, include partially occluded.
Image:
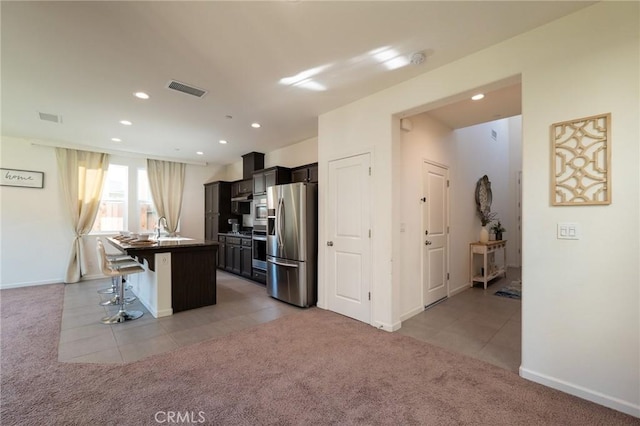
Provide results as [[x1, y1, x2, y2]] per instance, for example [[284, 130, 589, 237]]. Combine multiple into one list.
[[397, 268, 521, 373], [58, 271, 303, 364]]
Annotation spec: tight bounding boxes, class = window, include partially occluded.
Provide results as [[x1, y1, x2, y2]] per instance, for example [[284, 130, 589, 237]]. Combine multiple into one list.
[[92, 163, 157, 233], [92, 164, 127, 232], [137, 169, 157, 232]]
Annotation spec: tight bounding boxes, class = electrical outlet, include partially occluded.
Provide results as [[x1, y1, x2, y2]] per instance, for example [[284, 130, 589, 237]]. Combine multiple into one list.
[[557, 222, 580, 240]]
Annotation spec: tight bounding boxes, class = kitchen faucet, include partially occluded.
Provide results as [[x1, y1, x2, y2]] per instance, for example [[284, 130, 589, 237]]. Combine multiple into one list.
[[157, 216, 168, 238]]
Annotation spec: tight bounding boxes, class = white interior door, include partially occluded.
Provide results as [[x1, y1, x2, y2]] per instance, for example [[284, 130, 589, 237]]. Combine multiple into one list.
[[326, 153, 371, 323], [423, 161, 449, 308]]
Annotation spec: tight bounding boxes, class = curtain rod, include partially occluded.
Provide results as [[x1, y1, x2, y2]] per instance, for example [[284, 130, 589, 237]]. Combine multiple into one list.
[[29, 138, 209, 167]]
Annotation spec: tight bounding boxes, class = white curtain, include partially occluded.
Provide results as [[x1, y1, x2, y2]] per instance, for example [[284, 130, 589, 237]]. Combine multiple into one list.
[[146, 159, 186, 235], [56, 148, 109, 283]]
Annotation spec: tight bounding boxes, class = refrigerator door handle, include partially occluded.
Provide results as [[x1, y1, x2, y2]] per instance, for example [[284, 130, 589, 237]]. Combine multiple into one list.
[[277, 198, 284, 247], [268, 258, 299, 268]]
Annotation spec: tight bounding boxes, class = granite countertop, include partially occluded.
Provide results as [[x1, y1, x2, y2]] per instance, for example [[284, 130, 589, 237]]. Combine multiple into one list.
[[107, 236, 218, 252], [218, 232, 253, 238], [107, 236, 218, 272]]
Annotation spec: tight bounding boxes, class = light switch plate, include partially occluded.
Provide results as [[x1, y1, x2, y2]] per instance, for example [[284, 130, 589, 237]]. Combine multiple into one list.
[[557, 222, 580, 240]]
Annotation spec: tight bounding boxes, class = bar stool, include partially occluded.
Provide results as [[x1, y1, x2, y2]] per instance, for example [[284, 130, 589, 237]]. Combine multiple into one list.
[[97, 245, 138, 295], [96, 240, 145, 324]]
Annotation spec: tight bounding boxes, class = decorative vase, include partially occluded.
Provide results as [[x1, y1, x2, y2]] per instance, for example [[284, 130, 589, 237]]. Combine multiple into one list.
[[495, 231, 503, 241], [480, 226, 489, 243]]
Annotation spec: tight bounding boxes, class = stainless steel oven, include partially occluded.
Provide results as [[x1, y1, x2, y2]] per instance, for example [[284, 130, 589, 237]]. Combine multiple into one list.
[[254, 196, 267, 226], [252, 231, 267, 271]]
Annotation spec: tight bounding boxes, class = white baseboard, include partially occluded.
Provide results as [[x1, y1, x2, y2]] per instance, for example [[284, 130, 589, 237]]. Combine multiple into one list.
[[0, 279, 61, 289], [80, 274, 105, 282], [374, 320, 401, 332], [400, 305, 424, 322], [449, 284, 468, 297], [520, 367, 640, 418]]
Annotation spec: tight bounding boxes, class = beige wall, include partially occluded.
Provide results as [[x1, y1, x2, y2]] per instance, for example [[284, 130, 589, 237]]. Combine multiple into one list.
[[319, 2, 639, 416]]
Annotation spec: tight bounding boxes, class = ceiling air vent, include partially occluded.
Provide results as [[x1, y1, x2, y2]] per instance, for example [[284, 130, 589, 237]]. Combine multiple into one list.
[[167, 80, 207, 98], [38, 112, 62, 123]]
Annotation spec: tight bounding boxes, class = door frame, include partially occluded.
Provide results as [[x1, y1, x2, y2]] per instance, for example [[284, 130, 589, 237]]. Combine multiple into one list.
[[421, 159, 451, 307]]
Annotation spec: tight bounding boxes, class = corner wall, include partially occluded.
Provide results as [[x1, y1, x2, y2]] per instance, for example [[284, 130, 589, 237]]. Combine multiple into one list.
[[319, 2, 639, 416]]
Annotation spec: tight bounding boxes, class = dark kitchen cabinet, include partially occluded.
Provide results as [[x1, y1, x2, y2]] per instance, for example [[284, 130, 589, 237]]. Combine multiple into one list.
[[241, 238, 252, 278], [253, 166, 291, 195], [238, 179, 253, 194], [204, 181, 233, 241], [231, 179, 252, 215], [231, 245, 241, 275], [218, 235, 226, 269], [242, 152, 265, 180], [223, 235, 251, 276], [231, 179, 253, 198], [252, 269, 266, 284], [291, 163, 318, 184]]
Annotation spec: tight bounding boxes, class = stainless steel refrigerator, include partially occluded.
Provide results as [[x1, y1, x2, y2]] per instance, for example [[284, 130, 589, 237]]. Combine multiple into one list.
[[266, 182, 317, 307]]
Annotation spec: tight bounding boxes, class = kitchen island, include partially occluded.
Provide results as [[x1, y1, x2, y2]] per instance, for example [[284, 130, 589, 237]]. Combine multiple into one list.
[[107, 237, 218, 317]]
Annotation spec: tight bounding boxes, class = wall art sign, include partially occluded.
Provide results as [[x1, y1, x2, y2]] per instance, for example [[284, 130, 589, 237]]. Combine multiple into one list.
[[551, 113, 611, 206], [0, 168, 45, 188]]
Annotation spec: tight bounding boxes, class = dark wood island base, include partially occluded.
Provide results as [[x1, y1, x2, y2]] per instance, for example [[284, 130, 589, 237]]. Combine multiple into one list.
[[107, 237, 219, 316]]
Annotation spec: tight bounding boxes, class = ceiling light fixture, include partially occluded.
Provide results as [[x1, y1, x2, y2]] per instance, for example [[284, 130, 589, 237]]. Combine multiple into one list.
[[219, 140, 228, 144], [111, 138, 122, 142], [196, 151, 204, 155], [120, 120, 132, 125], [471, 94, 485, 101], [410, 52, 426, 65], [251, 123, 261, 128], [134, 92, 150, 99]]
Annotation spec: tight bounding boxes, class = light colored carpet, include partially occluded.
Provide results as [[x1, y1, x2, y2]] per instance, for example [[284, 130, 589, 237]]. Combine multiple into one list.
[[1, 284, 636, 425]]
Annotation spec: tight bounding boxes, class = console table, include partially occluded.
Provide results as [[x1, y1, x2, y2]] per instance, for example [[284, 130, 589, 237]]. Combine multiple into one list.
[[469, 240, 507, 289]]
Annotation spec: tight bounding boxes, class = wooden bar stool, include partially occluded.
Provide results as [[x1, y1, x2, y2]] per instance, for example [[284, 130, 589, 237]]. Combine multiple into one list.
[[96, 240, 145, 324]]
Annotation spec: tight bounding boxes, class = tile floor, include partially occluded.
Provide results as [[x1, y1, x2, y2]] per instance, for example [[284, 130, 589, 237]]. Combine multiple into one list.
[[396, 268, 522, 373], [58, 270, 304, 364], [59, 268, 521, 372]]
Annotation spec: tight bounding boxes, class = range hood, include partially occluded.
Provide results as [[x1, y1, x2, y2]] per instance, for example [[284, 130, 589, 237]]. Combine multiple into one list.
[[231, 193, 253, 202]]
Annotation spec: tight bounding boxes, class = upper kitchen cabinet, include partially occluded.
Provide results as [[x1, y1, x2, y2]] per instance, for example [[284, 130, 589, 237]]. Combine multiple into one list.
[[238, 179, 253, 195], [230, 179, 252, 215], [242, 152, 265, 180], [291, 163, 318, 184], [204, 181, 233, 241], [253, 166, 291, 195]]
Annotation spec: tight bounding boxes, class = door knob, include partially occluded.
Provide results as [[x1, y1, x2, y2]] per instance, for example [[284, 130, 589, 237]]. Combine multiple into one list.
[[425, 240, 432, 245], [327, 241, 334, 246]]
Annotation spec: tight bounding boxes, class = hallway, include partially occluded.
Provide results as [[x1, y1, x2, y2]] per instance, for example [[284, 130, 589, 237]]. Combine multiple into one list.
[[397, 268, 521, 372]]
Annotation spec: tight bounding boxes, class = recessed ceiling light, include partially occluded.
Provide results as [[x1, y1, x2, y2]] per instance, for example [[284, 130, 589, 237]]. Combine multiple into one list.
[[196, 151, 204, 155], [134, 92, 150, 99], [120, 120, 132, 125], [471, 94, 485, 101], [251, 123, 261, 128], [219, 140, 228, 144], [111, 138, 122, 142]]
